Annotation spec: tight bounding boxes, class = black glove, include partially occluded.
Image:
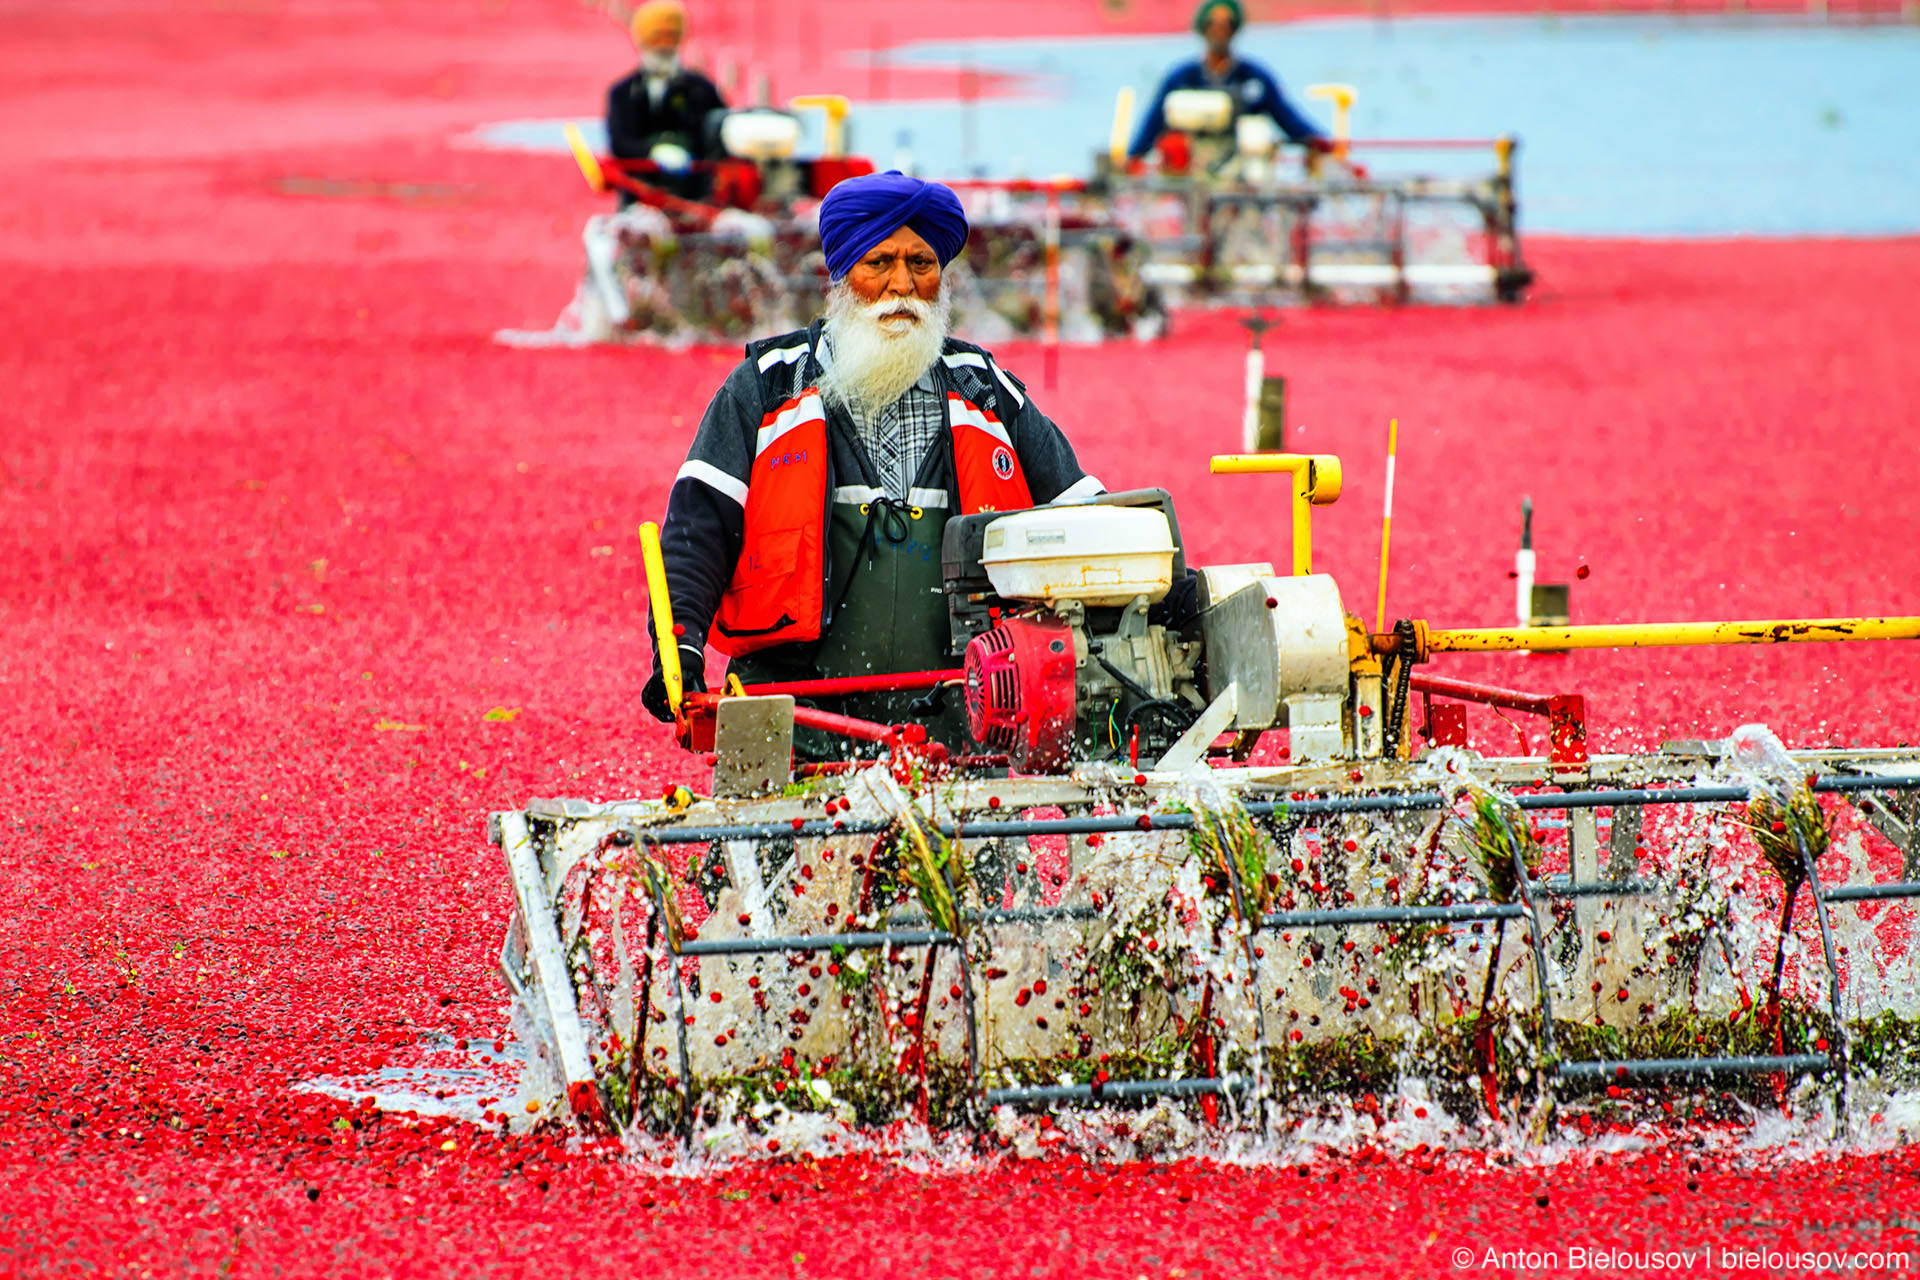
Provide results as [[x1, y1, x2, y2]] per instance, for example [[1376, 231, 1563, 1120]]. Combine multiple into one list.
[[642, 643, 707, 722]]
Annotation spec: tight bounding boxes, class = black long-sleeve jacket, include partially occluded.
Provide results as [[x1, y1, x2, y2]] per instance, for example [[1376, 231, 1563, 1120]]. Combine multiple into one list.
[[658, 323, 1102, 661], [605, 66, 726, 162]]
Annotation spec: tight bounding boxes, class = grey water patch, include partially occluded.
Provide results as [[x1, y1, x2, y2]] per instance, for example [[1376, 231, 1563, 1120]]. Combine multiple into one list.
[[463, 118, 607, 154], [294, 1031, 528, 1124]]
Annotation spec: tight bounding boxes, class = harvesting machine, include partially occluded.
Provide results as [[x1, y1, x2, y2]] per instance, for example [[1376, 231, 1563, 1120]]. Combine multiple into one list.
[[492, 452, 1920, 1141]]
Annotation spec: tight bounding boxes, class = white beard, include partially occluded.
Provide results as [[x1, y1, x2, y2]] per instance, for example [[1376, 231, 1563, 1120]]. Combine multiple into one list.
[[818, 281, 952, 419], [640, 50, 679, 76]]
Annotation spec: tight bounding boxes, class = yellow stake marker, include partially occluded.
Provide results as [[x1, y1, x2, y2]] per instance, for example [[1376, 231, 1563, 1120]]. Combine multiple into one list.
[[1110, 86, 1136, 167], [790, 95, 851, 157], [1375, 418, 1398, 633], [638, 522, 683, 717], [563, 121, 607, 193]]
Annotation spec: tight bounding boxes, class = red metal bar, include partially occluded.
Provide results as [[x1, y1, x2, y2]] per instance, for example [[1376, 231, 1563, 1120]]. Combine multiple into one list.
[[682, 690, 921, 747], [790, 705, 914, 745], [1409, 673, 1553, 716], [739, 669, 963, 699], [595, 162, 724, 228], [1413, 678, 1591, 766], [1335, 138, 1502, 150], [941, 177, 1090, 194]]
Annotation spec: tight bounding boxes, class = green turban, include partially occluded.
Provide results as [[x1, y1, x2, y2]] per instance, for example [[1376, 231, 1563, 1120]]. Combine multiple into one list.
[[1192, 0, 1244, 33]]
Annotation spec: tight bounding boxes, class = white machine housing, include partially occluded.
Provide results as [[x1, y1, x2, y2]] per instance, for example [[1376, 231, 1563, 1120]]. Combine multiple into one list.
[[968, 505, 1356, 764], [1234, 113, 1282, 158], [1198, 567, 1352, 762], [720, 109, 803, 162], [1162, 89, 1236, 135], [980, 506, 1176, 608]]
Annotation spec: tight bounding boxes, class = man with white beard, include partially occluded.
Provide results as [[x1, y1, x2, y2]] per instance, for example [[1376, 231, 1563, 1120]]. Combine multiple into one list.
[[642, 171, 1104, 748]]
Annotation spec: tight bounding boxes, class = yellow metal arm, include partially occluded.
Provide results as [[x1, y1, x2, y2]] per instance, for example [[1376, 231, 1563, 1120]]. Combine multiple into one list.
[[1428, 616, 1920, 653], [1210, 453, 1342, 576], [1372, 615, 1920, 657], [790, 95, 850, 157], [1305, 83, 1356, 162]]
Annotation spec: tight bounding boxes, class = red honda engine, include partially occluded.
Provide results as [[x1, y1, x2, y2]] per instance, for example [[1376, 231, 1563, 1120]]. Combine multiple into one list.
[[963, 614, 1078, 773]]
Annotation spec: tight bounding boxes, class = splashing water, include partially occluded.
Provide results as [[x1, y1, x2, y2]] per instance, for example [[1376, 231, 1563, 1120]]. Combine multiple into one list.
[[393, 727, 1920, 1173]]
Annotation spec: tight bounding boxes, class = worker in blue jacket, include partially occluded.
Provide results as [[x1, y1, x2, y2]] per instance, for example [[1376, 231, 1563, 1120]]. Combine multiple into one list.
[[1127, 0, 1330, 160]]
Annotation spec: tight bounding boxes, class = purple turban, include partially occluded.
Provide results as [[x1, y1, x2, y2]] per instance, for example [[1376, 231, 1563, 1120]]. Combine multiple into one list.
[[818, 171, 969, 280]]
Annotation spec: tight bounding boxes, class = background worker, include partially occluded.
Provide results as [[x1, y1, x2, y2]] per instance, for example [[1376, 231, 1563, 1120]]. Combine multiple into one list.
[[1127, 0, 1331, 161], [605, 0, 727, 203], [640, 172, 1104, 750]]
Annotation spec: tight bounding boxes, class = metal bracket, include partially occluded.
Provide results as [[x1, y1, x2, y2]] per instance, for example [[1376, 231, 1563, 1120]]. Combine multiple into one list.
[[497, 811, 605, 1125], [713, 695, 795, 797], [1156, 683, 1239, 772]]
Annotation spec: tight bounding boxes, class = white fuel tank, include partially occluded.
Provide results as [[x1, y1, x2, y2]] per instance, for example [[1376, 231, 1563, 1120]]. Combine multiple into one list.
[[1163, 89, 1235, 135], [1234, 112, 1281, 158], [980, 506, 1176, 607], [720, 109, 802, 162]]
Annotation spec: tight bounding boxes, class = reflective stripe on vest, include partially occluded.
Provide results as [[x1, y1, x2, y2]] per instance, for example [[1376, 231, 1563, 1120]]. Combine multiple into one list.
[[712, 386, 1034, 657]]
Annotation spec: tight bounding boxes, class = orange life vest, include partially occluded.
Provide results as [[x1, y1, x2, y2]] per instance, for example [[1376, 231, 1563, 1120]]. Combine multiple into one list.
[[711, 388, 1033, 656]]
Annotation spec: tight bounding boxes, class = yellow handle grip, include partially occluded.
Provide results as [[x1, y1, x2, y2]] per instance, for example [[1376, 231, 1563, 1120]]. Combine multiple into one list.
[[1110, 86, 1136, 167], [1209, 452, 1342, 498], [564, 121, 608, 194], [638, 521, 683, 717]]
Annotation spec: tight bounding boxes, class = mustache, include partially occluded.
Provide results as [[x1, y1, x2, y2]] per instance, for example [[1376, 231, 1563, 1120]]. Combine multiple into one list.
[[860, 295, 933, 326]]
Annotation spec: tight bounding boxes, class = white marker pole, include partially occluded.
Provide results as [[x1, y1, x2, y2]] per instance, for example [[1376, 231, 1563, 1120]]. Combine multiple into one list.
[[1241, 320, 1269, 452], [1109, 86, 1136, 169], [1243, 348, 1263, 453], [1516, 496, 1535, 627]]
